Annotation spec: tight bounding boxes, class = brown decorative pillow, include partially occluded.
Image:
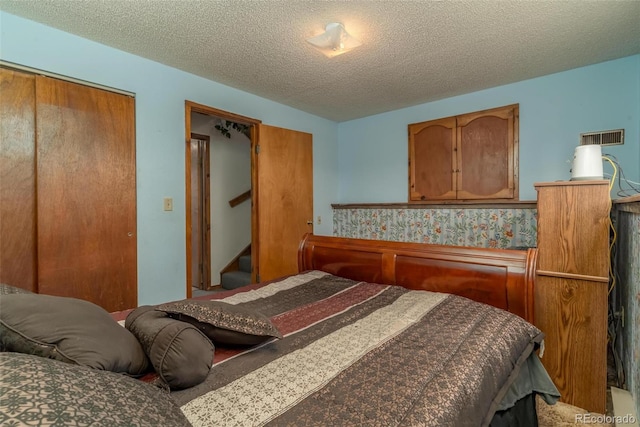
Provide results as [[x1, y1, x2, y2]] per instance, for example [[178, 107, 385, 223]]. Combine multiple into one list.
[[125, 305, 214, 390], [0, 352, 191, 426], [0, 293, 149, 376], [156, 300, 282, 346]]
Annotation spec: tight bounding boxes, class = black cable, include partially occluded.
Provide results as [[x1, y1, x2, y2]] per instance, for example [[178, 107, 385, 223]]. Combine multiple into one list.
[[607, 212, 626, 388], [602, 153, 640, 197]]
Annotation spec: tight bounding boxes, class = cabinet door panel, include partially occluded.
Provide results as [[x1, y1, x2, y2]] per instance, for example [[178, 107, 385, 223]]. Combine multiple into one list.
[[457, 108, 514, 199], [36, 76, 137, 312], [0, 68, 37, 292], [534, 275, 607, 413], [408, 104, 518, 203], [536, 183, 610, 276], [409, 117, 456, 200]]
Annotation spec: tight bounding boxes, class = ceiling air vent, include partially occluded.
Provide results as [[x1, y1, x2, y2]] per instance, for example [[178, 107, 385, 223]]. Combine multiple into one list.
[[580, 129, 624, 146]]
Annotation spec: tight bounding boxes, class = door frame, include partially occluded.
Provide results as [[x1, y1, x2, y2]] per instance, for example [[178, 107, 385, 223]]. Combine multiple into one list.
[[188, 132, 212, 291], [184, 101, 261, 298]]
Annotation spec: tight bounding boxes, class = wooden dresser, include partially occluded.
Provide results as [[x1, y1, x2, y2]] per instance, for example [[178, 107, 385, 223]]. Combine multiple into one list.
[[534, 180, 610, 414]]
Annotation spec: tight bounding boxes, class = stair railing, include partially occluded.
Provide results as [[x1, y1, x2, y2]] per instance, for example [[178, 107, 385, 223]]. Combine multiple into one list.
[[229, 190, 251, 207]]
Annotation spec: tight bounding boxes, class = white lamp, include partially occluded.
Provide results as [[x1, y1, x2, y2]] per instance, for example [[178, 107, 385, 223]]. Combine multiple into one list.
[[307, 23, 361, 58]]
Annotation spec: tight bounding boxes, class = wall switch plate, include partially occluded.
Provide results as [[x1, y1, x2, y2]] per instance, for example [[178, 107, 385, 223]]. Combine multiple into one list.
[[163, 197, 173, 211], [317, 216, 322, 225]]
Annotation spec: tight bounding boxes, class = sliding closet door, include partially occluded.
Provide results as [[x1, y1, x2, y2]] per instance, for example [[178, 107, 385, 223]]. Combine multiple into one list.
[[36, 76, 137, 312], [0, 68, 37, 292]]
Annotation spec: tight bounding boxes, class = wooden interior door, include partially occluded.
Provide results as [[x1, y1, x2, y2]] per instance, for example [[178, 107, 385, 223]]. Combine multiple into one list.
[[253, 124, 313, 282], [0, 68, 37, 292], [35, 75, 137, 312]]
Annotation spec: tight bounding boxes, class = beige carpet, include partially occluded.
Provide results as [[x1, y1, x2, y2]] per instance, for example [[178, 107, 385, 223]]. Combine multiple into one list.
[[537, 396, 613, 427]]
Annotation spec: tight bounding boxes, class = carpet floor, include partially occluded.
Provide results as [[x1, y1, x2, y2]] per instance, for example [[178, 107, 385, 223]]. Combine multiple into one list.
[[537, 396, 613, 427]]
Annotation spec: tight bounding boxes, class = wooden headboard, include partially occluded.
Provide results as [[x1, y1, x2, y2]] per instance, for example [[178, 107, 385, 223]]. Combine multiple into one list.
[[298, 234, 537, 323]]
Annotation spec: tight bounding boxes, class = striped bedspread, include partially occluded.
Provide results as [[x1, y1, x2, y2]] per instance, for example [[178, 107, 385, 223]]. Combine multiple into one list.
[[168, 271, 544, 427]]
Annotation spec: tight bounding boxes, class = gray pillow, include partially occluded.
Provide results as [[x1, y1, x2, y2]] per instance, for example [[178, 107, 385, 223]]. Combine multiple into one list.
[[0, 293, 149, 376], [126, 305, 214, 389], [156, 299, 282, 346], [0, 285, 33, 352], [0, 283, 33, 294], [0, 352, 191, 426]]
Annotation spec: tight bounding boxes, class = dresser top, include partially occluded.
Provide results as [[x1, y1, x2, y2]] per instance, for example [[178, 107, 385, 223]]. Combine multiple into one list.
[[534, 180, 609, 188]]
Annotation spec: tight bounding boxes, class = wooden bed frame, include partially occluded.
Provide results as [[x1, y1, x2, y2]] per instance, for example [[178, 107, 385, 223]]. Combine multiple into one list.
[[298, 234, 538, 323]]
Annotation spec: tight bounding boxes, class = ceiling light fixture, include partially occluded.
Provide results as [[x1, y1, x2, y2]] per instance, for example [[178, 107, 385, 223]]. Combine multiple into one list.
[[306, 23, 361, 58]]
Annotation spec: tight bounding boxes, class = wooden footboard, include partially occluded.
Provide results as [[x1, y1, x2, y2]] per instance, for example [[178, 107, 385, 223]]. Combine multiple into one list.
[[298, 234, 537, 323]]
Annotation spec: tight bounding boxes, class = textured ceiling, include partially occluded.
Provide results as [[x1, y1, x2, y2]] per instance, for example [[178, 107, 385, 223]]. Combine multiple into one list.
[[2, 1, 639, 122]]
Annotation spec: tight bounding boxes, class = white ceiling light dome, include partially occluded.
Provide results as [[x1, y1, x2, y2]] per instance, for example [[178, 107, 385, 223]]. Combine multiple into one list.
[[306, 22, 362, 58]]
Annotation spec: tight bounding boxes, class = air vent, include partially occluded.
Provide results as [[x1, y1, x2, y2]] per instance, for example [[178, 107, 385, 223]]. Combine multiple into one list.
[[580, 129, 624, 146]]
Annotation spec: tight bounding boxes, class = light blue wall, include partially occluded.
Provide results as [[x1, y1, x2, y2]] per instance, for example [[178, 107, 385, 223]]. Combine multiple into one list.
[[0, 12, 339, 305], [2, 11, 639, 306], [338, 55, 640, 202]]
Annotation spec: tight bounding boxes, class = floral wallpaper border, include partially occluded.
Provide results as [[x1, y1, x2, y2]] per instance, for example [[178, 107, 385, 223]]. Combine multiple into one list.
[[333, 207, 538, 249]]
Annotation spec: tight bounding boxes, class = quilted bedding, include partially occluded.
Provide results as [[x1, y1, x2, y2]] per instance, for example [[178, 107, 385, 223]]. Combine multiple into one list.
[[167, 270, 546, 427]]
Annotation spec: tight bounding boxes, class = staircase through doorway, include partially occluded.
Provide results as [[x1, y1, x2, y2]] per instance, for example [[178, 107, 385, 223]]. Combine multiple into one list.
[[220, 254, 252, 290]]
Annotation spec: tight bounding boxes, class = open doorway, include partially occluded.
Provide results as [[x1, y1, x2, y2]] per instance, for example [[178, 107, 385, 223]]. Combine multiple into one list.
[[184, 102, 261, 298], [185, 101, 314, 300]]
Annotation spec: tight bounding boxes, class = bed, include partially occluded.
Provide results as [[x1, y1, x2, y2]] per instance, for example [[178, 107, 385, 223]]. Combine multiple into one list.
[[0, 234, 559, 426]]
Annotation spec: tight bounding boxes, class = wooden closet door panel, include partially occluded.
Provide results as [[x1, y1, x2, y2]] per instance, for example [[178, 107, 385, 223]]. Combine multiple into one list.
[[36, 76, 136, 312], [408, 117, 457, 200], [457, 107, 514, 199], [0, 68, 37, 292]]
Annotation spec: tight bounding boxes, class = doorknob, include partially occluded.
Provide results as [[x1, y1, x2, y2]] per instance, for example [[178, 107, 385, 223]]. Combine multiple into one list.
[[306, 220, 313, 225]]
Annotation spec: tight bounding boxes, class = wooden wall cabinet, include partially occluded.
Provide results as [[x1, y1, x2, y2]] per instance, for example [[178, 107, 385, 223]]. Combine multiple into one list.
[[534, 180, 610, 414], [408, 104, 518, 202], [0, 67, 137, 312]]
